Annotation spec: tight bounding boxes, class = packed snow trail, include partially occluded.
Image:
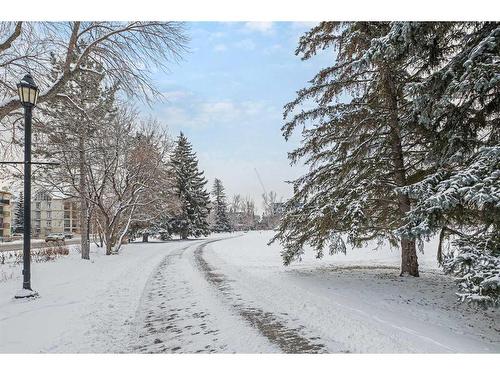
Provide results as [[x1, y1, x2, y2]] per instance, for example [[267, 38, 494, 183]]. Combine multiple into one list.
[[194, 239, 330, 353], [127, 238, 328, 353]]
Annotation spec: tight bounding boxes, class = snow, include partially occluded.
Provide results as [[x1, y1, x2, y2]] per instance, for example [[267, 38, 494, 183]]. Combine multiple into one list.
[[0, 241, 197, 352], [202, 231, 500, 353], [126, 237, 278, 353], [1, 238, 48, 246], [0, 231, 499, 353], [13, 288, 39, 299]]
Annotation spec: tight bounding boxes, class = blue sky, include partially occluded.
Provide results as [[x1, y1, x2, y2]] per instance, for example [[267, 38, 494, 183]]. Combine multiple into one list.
[[144, 22, 331, 212]]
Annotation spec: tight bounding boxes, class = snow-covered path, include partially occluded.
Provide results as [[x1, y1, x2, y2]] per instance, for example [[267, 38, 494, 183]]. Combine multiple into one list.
[[127, 238, 277, 353], [1, 231, 499, 353]]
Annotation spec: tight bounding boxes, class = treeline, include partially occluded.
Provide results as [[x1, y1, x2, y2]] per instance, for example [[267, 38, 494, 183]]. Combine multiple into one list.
[[273, 22, 499, 305]]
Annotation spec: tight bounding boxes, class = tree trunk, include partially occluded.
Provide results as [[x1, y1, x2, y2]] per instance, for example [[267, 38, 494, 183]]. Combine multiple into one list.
[[80, 197, 90, 259], [87, 211, 91, 242], [78, 135, 90, 260], [105, 231, 113, 255], [381, 66, 419, 277], [400, 237, 419, 276], [104, 223, 113, 255], [105, 242, 113, 255], [142, 233, 149, 242], [180, 228, 188, 240], [98, 229, 103, 248]]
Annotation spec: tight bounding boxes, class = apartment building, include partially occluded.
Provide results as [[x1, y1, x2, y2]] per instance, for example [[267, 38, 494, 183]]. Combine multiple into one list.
[[32, 189, 80, 238], [0, 190, 12, 240]]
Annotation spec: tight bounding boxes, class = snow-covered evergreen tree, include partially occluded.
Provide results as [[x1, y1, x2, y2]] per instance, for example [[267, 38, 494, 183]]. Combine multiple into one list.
[[13, 192, 24, 233], [388, 22, 500, 305], [211, 178, 232, 233], [271, 21, 499, 293], [169, 133, 211, 239], [271, 22, 426, 276]]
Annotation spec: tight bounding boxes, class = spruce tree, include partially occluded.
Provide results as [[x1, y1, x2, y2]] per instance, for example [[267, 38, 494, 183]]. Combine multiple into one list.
[[170, 132, 211, 239], [271, 22, 425, 276], [385, 22, 500, 304], [14, 192, 24, 233], [211, 178, 232, 233]]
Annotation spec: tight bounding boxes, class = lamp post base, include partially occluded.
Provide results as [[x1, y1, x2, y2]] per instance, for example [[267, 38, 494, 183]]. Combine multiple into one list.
[[14, 289, 39, 299]]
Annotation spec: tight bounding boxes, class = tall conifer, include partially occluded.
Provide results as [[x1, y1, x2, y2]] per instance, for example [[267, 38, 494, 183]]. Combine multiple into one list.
[[272, 22, 423, 275], [211, 178, 232, 233], [170, 133, 211, 239]]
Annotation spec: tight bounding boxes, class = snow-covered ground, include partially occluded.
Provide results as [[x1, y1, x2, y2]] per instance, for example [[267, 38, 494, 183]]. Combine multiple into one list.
[[0, 231, 498, 353], [203, 231, 500, 353], [0, 239, 204, 353]]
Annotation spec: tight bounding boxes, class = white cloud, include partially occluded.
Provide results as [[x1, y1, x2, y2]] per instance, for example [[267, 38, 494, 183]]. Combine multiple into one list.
[[234, 38, 256, 51], [243, 22, 274, 34], [161, 90, 191, 102], [201, 101, 234, 112], [263, 43, 283, 55], [209, 31, 226, 40], [240, 101, 266, 116], [162, 99, 275, 130], [162, 106, 193, 128], [213, 43, 228, 52]]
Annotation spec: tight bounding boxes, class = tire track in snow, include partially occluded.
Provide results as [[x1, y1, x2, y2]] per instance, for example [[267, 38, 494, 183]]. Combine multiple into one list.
[[194, 239, 328, 354]]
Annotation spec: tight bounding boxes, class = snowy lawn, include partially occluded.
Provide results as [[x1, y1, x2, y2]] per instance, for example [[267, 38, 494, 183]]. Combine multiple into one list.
[[203, 231, 500, 353]]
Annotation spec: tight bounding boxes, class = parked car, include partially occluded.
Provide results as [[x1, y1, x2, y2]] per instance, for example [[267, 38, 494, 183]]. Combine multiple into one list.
[[63, 232, 74, 239], [45, 233, 65, 242]]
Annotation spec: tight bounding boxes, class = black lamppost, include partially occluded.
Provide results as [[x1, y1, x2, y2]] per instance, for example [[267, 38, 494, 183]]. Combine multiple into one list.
[[15, 74, 39, 299]]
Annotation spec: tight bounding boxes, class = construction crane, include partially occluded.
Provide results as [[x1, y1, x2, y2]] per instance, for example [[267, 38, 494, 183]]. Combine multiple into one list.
[[254, 168, 267, 196], [255, 167, 275, 217]]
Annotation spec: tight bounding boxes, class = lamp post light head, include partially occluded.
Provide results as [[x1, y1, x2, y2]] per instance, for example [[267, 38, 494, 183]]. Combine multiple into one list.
[[17, 74, 39, 107]]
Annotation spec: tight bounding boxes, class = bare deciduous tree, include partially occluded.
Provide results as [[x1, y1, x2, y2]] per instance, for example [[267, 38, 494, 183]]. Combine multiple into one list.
[[0, 21, 188, 120], [86, 111, 173, 254]]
